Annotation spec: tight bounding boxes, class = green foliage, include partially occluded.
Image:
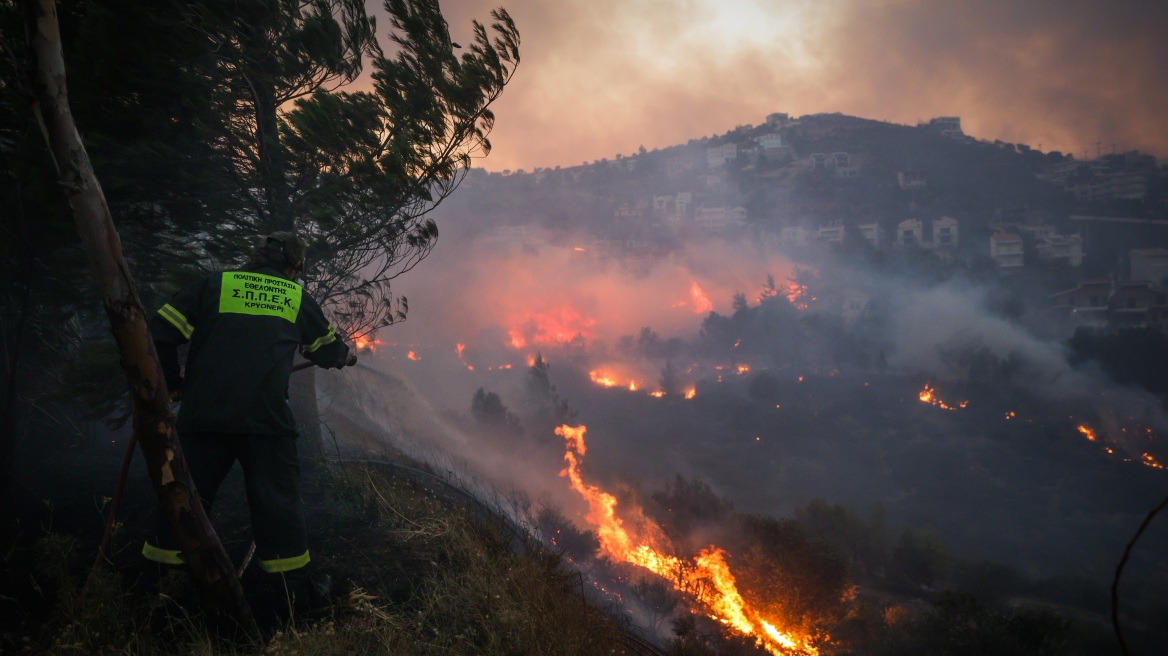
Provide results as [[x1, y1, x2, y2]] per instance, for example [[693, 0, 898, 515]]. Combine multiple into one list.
[[794, 499, 887, 577], [733, 514, 850, 636], [534, 506, 598, 562], [871, 592, 1074, 656], [471, 386, 523, 437], [646, 475, 735, 548], [522, 354, 576, 440], [1068, 326, 1168, 396], [889, 527, 955, 591]]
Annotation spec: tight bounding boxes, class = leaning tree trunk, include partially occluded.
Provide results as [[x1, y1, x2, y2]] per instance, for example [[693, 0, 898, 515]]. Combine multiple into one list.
[[20, 0, 255, 634]]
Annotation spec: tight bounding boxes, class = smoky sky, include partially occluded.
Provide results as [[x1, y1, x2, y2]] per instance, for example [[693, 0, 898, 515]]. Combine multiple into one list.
[[366, 0, 1168, 171]]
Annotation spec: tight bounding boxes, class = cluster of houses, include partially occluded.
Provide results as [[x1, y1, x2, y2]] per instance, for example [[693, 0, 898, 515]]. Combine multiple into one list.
[[1050, 248, 1168, 327]]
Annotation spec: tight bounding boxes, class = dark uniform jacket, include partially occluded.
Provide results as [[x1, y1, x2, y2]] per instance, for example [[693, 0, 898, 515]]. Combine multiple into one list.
[[151, 265, 349, 437]]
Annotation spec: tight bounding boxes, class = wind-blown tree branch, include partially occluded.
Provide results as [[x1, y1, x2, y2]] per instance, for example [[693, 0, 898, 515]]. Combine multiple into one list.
[[174, 0, 378, 233], [15, 0, 255, 633], [279, 1, 519, 338], [180, 0, 519, 339]]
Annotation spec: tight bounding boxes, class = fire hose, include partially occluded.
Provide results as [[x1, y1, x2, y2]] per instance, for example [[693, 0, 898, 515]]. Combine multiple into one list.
[[92, 357, 332, 571]]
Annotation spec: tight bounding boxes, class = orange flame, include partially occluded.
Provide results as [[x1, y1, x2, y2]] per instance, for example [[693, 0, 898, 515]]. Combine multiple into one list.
[[737, 364, 751, 375], [556, 424, 818, 655], [784, 282, 814, 311], [353, 334, 383, 352], [589, 370, 621, 388], [918, 384, 968, 411], [685, 387, 697, 399], [407, 350, 420, 361], [691, 281, 714, 314], [1077, 425, 1098, 442], [1141, 453, 1166, 470], [508, 306, 597, 349]]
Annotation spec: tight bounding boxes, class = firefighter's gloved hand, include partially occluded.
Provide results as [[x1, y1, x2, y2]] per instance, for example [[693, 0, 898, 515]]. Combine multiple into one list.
[[345, 352, 358, 367]]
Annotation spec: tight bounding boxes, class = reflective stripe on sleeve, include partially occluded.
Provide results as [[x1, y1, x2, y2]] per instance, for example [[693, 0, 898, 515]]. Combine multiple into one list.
[[158, 304, 195, 340], [259, 549, 311, 573], [300, 325, 337, 354], [142, 540, 185, 565]]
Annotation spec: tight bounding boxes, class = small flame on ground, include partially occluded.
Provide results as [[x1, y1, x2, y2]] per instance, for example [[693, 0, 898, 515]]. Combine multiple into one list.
[[737, 364, 751, 375], [1077, 425, 1098, 442], [589, 370, 621, 388], [685, 387, 697, 399], [407, 351, 420, 361], [1076, 423, 1165, 471], [918, 383, 968, 411], [1141, 453, 1166, 470]]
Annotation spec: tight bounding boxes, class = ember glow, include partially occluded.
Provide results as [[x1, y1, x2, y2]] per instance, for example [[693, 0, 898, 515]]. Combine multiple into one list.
[[507, 306, 597, 349], [456, 343, 475, 371], [918, 383, 968, 411], [556, 424, 819, 655], [1077, 425, 1098, 442], [589, 370, 622, 388], [1075, 423, 1167, 471], [785, 282, 812, 310], [353, 334, 383, 352], [1141, 453, 1166, 470]]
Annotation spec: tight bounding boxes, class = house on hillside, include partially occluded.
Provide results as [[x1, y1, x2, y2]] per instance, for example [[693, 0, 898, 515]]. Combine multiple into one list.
[[765, 112, 791, 128], [1036, 234, 1084, 267], [897, 219, 924, 247], [756, 133, 792, 162], [923, 116, 964, 139], [816, 222, 846, 245], [780, 226, 809, 247], [1131, 248, 1168, 284], [707, 143, 738, 169], [1051, 280, 1168, 327], [858, 222, 884, 250], [694, 205, 747, 232], [990, 233, 1024, 268], [898, 171, 927, 190], [932, 217, 959, 248]]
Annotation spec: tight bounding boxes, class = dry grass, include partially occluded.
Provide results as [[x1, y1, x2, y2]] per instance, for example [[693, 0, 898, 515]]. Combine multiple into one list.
[[1, 464, 645, 655]]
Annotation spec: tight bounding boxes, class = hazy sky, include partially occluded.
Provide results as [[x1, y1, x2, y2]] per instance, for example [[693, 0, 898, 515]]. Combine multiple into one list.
[[367, 0, 1168, 173]]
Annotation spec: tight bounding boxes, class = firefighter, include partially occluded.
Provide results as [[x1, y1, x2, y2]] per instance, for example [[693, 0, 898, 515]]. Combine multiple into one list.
[[142, 231, 356, 612]]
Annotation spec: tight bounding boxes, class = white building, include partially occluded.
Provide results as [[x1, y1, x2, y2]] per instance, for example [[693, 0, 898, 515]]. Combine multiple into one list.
[[1131, 247, 1168, 283], [932, 216, 959, 248], [1037, 234, 1084, 267], [858, 222, 884, 249], [780, 226, 809, 247], [990, 233, 1024, 268], [897, 219, 924, 247], [817, 222, 846, 244], [706, 143, 739, 168]]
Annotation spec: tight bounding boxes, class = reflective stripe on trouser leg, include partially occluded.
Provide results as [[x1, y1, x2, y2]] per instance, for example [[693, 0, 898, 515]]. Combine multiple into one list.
[[239, 434, 310, 572], [260, 549, 311, 573], [142, 540, 185, 565]]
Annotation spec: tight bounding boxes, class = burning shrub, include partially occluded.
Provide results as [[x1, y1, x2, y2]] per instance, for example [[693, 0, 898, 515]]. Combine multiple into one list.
[[731, 515, 851, 638]]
